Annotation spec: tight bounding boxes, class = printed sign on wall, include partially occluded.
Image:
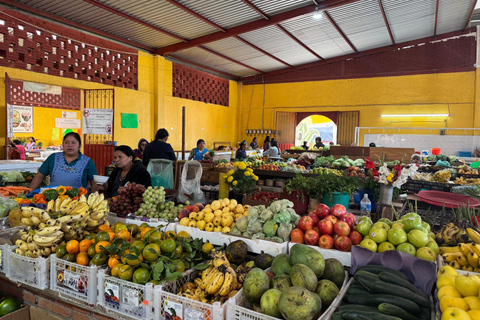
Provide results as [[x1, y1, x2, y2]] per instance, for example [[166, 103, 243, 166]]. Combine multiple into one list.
[[13, 106, 33, 133], [82, 109, 113, 135]]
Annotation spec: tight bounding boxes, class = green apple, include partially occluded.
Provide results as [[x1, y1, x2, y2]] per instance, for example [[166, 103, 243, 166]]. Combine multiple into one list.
[[397, 243, 416, 256], [421, 222, 431, 233], [359, 239, 377, 252], [426, 240, 440, 256], [387, 228, 407, 246], [416, 246, 436, 262], [363, 235, 371, 240], [369, 227, 388, 244], [391, 222, 405, 230], [372, 222, 390, 232], [408, 229, 429, 248], [378, 242, 395, 253], [428, 231, 436, 240], [378, 218, 392, 228], [402, 213, 422, 232], [419, 227, 429, 235], [356, 219, 373, 237]]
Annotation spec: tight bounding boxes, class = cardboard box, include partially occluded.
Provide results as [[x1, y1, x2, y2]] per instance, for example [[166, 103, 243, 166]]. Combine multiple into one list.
[[0, 306, 64, 320], [0, 306, 29, 320]]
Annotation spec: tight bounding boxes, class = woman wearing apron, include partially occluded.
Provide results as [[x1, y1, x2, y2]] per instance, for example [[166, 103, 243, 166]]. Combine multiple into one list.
[[30, 132, 98, 192]]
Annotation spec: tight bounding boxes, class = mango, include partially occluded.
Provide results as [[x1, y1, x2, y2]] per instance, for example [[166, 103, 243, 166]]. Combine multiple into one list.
[[260, 289, 282, 318], [321, 258, 345, 288], [243, 268, 270, 302], [271, 253, 292, 276], [290, 244, 325, 277], [289, 264, 317, 292], [278, 286, 322, 320]]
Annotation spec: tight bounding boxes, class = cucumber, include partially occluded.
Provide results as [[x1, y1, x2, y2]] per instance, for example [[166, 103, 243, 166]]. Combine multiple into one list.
[[337, 305, 378, 314], [354, 270, 380, 291], [345, 293, 368, 305], [370, 280, 430, 307], [378, 271, 425, 296], [357, 265, 408, 280], [378, 303, 420, 320], [364, 294, 420, 314], [418, 307, 432, 320], [331, 312, 343, 320], [346, 285, 369, 296], [341, 311, 401, 320]]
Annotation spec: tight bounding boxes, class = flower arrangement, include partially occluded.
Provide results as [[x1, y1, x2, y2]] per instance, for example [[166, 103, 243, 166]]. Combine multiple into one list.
[[226, 161, 258, 194], [365, 157, 417, 188]]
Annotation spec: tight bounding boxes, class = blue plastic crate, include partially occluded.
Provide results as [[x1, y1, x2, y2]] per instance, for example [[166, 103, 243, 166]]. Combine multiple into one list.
[[458, 151, 471, 157]]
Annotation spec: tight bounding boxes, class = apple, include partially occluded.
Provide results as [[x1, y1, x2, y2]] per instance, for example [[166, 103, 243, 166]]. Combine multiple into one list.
[[308, 212, 320, 226], [416, 246, 436, 262], [331, 204, 347, 218], [319, 235, 334, 249], [421, 222, 431, 233], [377, 218, 392, 228], [334, 221, 351, 237], [313, 227, 320, 234], [356, 218, 373, 237], [397, 243, 416, 256], [402, 212, 422, 232], [335, 236, 352, 252], [391, 222, 405, 230], [304, 229, 320, 246], [324, 215, 338, 225], [290, 228, 305, 244], [178, 209, 190, 220], [298, 216, 315, 232], [369, 227, 387, 244], [359, 239, 377, 252], [378, 242, 395, 253], [363, 235, 371, 240], [408, 229, 429, 248], [372, 221, 390, 232], [340, 213, 356, 229], [348, 231, 363, 245], [387, 228, 407, 246], [194, 203, 205, 211], [426, 240, 440, 256], [315, 204, 331, 219], [317, 219, 333, 235]]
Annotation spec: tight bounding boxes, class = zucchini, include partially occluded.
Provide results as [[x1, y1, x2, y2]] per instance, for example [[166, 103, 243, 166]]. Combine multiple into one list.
[[354, 270, 380, 291], [378, 303, 420, 320], [357, 265, 408, 280], [345, 293, 368, 305], [364, 294, 420, 314], [370, 280, 430, 307], [341, 311, 401, 320]]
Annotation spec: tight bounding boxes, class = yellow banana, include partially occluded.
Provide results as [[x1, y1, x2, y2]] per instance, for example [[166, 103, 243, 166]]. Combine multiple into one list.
[[211, 251, 230, 268], [29, 215, 42, 226], [87, 193, 98, 207], [69, 203, 89, 215], [38, 223, 47, 229], [61, 224, 73, 233], [86, 217, 100, 228], [472, 243, 480, 257], [46, 200, 55, 213], [15, 248, 24, 256], [439, 246, 461, 254], [467, 228, 480, 244], [449, 261, 461, 269], [218, 267, 237, 296], [202, 264, 214, 280], [21, 209, 32, 218], [442, 252, 463, 262], [458, 243, 472, 256], [41, 247, 51, 256], [79, 194, 87, 203], [36, 226, 62, 236], [468, 252, 479, 268], [21, 218, 34, 226], [55, 198, 62, 212], [206, 268, 225, 295], [463, 265, 474, 271], [90, 211, 106, 220], [31, 249, 41, 258], [194, 278, 203, 288], [457, 255, 469, 267], [93, 200, 108, 211], [27, 241, 39, 251], [92, 193, 104, 209], [201, 267, 219, 290]]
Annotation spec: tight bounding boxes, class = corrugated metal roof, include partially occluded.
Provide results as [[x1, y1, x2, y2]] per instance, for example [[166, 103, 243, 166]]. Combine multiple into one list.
[[436, 0, 475, 35], [382, 0, 436, 43], [250, 0, 312, 16], [327, 0, 393, 51]]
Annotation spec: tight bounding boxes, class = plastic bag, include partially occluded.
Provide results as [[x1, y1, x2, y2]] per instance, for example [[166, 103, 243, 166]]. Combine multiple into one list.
[[177, 161, 206, 204], [147, 159, 174, 189], [0, 196, 19, 218]]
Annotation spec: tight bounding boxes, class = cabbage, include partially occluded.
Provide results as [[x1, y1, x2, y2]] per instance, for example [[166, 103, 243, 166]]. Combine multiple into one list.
[[0, 171, 25, 182], [259, 209, 274, 222], [230, 226, 242, 236]]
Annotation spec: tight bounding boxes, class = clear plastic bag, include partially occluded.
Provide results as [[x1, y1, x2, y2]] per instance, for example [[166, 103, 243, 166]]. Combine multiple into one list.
[[147, 159, 174, 189], [0, 195, 19, 218], [177, 161, 206, 204]]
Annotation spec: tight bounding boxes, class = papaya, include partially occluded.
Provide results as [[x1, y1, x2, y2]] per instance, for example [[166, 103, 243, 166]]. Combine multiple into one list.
[[271, 253, 292, 276], [290, 244, 325, 277], [225, 240, 247, 265]]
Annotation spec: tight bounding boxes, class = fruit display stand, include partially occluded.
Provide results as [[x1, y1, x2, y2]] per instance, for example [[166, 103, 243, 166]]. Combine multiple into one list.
[[176, 225, 288, 256], [287, 242, 351, 267], [4, 245, 50, 290], [97, 268, 155, 319], [226, 271, 350, 320], [49, 254, 101, 305], [153, 268, 241, 320], [107, 213, 177, 233]]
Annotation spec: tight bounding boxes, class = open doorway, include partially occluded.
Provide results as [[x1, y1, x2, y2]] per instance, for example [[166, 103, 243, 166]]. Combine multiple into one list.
[[295, 115, 337, 148]]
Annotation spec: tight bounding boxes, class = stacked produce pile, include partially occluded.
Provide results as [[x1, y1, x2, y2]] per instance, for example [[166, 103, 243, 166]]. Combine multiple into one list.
[[308, 167, 342, 175], [246, 191, 280, 203], [333, 265, 432, 319]]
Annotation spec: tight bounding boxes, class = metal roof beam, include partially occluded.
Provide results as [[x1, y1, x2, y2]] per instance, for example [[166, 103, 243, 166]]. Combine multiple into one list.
[[164, 0, 226, 33], [82, 0, 188, 42], [465, 0, 478, 30], [377, 0, 395, 45], [235, 35, 292, 67], [0, 0, 154, 52], [166, 56, 240, 80], [276, 25, 324, 61], [240, 0, 269, 20], [200, 46, 263, 73], [157, 0, 362, 55], [434, 0, 440, 37], [324, 11, 358, 53]]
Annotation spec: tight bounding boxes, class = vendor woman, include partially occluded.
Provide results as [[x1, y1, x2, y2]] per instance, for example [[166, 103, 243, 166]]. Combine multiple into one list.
[[30, 132, 98, 191], [235, 141, 247, 160], [105, 145, 152, 198], [188, 139, 211, 161]]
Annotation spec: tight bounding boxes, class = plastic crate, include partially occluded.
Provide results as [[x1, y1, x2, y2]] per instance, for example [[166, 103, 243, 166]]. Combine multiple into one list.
[[287, 242, 351, 267], [97, 269, 154, 319], [50, 255, 100, 304], [226, 271, 350, 320], [458, 151, 472, 157], [107, 214, 178, 232], [402, 179, 453, 193], [154, 268, 241, 320], [4, 245, 50, 290], [0, 244, 7, 273], [176, 225, 288, 256]]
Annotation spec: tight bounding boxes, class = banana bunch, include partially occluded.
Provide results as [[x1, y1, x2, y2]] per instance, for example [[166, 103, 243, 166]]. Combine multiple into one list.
[[435, 222, 470, 246], [15, 225, 64, 258], [85, 192, 108, 231], [440, 242, 480, 272]]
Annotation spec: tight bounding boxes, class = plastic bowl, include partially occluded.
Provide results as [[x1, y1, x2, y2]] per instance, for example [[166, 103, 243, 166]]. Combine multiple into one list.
[[93, 175, 109, 184]]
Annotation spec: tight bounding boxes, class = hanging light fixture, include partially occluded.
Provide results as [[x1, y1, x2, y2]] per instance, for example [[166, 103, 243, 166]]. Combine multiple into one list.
[[313, 6, 323, 19]]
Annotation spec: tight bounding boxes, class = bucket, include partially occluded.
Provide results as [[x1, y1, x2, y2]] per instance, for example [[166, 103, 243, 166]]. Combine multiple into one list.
[[323, 192, 350, 209], [431, 148, 441, 155]]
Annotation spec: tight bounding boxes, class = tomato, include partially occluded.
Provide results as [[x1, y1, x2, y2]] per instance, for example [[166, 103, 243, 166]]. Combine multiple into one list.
[[315, 204, 331, 219], [334, 236, 352, 252], [331, 204, 347, 218], [298, 216, 315, 232], [290, 228, 304, 244], [304, 229, 319, 246]]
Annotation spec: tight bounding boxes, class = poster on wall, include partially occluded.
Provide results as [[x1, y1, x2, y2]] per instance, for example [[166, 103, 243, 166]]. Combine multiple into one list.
[[6, 104, 13, 138], [55, 118, 81, 129], [82, 109, 113, 135], [62, 111, 77, 119], [12, 106, 33, 133]]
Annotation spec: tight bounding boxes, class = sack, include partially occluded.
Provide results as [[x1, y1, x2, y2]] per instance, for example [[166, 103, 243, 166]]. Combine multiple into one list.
[[147, 159, 174, 189], [177, 161, 206, 204]]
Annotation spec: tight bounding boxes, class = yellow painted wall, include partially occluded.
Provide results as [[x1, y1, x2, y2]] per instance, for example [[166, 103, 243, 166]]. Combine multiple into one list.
[[239, 72, 476, 145]]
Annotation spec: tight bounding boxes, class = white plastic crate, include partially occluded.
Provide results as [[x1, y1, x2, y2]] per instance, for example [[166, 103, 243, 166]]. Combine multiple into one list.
[[4, 245, 50, 290], [227, 271, 350, 320], [0, 244, 7, 273], [176, 225, 288, 256], [50, 255, 100, 304], [97, 269, 154, 319], [107, 214, 177, 233], [154, 268, 241, 320], [287, 242, 352, 267]]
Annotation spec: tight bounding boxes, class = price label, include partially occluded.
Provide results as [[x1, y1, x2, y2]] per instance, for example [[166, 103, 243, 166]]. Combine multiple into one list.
[[123, 288, 140, 307], [60, 270, 87, 294], [104, 281, 120, 306], [185, 307, 203, 320], [165, 300, 183, 320]]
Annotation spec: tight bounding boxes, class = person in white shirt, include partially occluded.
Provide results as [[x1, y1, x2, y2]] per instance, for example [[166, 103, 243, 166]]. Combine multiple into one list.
[[264, 140, 280, 157]]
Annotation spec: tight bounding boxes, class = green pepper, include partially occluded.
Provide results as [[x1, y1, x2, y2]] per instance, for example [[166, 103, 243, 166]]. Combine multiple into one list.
[[66, 187, 79, 198], [43, 189, 58, 201]]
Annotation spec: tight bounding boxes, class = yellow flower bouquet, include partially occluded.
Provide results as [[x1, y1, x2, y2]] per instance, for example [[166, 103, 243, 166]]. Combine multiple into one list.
[[226, 161, 258, 194]]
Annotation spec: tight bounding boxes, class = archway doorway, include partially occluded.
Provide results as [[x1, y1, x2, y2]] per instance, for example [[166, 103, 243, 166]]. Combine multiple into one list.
[[295, 115, 337, 147]]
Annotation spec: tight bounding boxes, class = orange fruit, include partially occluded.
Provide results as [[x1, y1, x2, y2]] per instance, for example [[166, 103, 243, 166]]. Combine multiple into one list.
[[118, 264, 133, 281], [142, 244, 160, 262], [111, 263, 123, 277], [202, 243, 214, 254], [165, 231, 176, 239], [177, 231, 190, 239], [95, 241, 110, 253], [140, 227, 151, 240], [79, 239, 93, 252], [66, 240, 79, 254], [116, 230, 131, 241], [114, 223, 128, 234], [107, 231, 116, 242], [108, 256, 121, 269], [95, 231, 111, 243], [97, 225, 112, 233], [76, 252, 89, 266], [87, 245, 96, 258], [160, 238, 176, 254]]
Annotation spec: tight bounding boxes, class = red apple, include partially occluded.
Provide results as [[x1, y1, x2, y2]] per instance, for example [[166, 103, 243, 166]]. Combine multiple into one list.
[[290, 228, 305, 243], [334, 221, 351, 237], [348, 230, 363, 245], [185, 205, 200, 213], [340, 213, 356, 229], [304, 229, 320, 246], [335, 236, 353, 252], [308, 212, 320, 226], [315, 204, 331, 219], [298, 216, 315, 232], [177, 209, 190, 220], [313, 227, 320, 234], [194, 203, 205, 211], [317, 219, 333, 235], [324, 215, 338, 225], [319, 235, 334, 249], [331, 204, 347, 217]]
